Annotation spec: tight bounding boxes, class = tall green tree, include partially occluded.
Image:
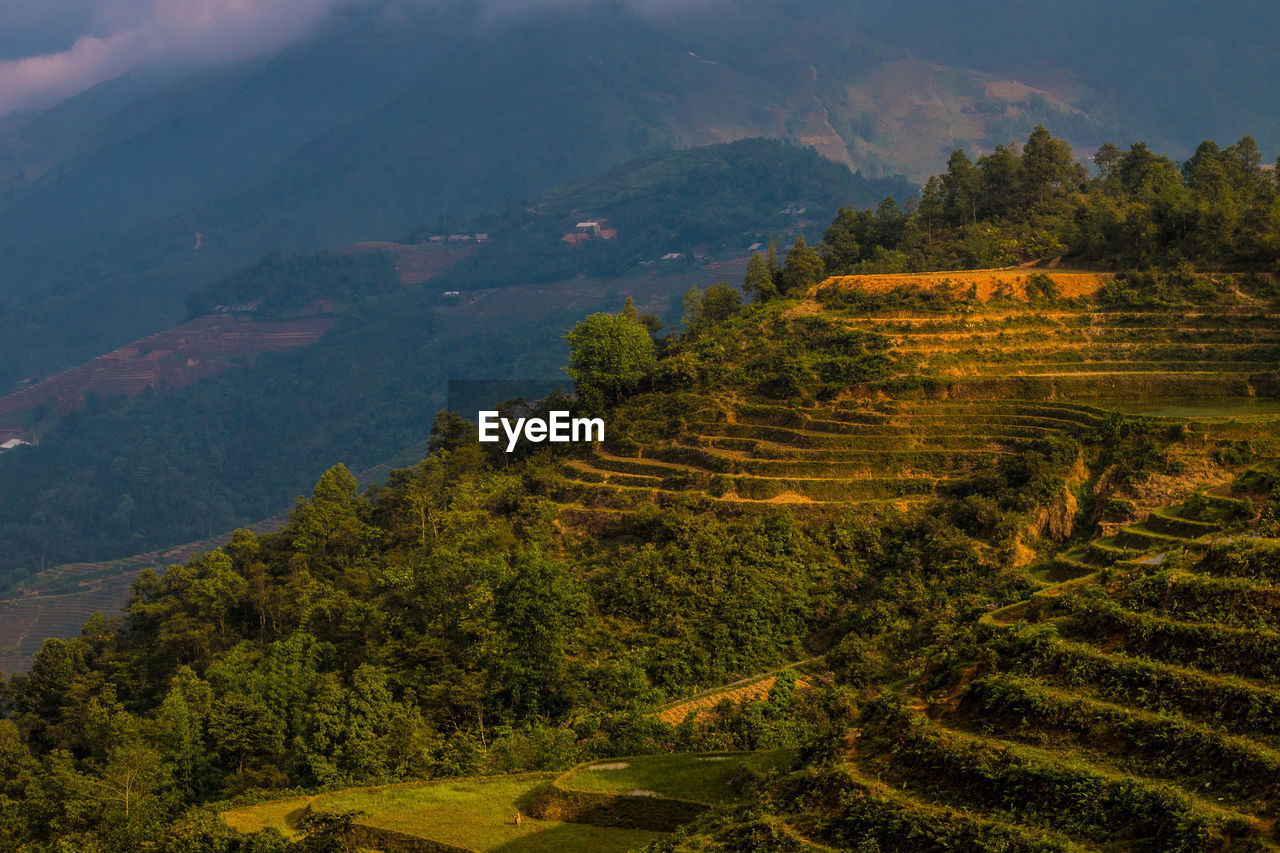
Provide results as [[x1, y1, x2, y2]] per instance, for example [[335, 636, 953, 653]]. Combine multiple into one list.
[[685, 281, 743, 334], [779, 236, 825, 295], [941, 149, 979, 226], [491, 548, 586, 719], [978, 143, 1021, 219], [821, 206, 868, 273], [743, 252, 777, 301], [1021, 125, 1083, 208], [918, 176, 945, 243], [563, 310, 657, 410]]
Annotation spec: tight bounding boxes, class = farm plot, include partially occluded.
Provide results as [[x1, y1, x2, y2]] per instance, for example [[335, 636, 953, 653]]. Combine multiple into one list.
[[221, 774, 663, 853], [800, 540, 1280, 851]]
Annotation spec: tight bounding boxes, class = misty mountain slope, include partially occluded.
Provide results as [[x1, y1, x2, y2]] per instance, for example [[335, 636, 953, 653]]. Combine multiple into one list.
[[0, 6, 453, 250], [0, 138, 879, 583], [2, 0, 1277, 395], [848, 0, 1280, 152]]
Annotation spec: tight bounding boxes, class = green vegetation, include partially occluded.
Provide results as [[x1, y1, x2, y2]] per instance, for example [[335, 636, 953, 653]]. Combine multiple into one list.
[[5, 126, 1280, 853], [751, 126, 1280, 290], [0, 138, 901, 591], [428, 138, 907, 293], [565, 312, 658, 411], [183, 251, 398, 319], [221, 775, 663, 852], [559, 752, 793, 805]]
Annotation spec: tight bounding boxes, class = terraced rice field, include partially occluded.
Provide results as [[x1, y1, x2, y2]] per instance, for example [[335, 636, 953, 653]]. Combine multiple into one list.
[[549, 281, 1280, 851], [788, 532, 1280, 851], [656, 663, 815, 725], [343, 241, 477, 284], [552, 284, 1280, 527], [846, 308, 1280, 386], [558, 751, 794, 805], [553, 399, 1103, 515], [221, 753, 803, 851], [818, 269, 1112, 301]]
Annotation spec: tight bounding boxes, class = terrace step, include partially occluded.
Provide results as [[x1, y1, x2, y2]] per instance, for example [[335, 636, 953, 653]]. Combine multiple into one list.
[[725, 413, 1076, 436], [564, 462, 666, 489], [792, 765, 1089, 853], [1108, 566, 1280, 632], [1112, 523, 1205, 551], [1191, 540, 1280, 583], [702, 432, 1031, 453], [1084, 538, 1142, 566], [557, 476, 931, 511], [1144, 508, 1225, 538], [998, 633, 1280, 746], [954, 675, 1280, 807], [857, 702, 1274, 850], [894, 340, 1280, 355], [1028, 555, 1096, 584], [1047, 598, 1280, 683], [954, 361, 1278, 375], [699, 423, 1055, 448]]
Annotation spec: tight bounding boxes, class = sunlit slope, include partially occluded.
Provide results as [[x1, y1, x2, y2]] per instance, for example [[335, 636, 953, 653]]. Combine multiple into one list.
[[552, 271, 1280, 522], [220, 753, 799, 852], [617, 269, 1280, 851], [793, 537, 1280, 852]]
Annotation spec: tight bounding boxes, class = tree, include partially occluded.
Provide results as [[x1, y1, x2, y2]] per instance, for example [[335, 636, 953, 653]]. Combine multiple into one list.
[[681, 286, 703, 332], [870, 197, 907, 248], [978, 143, 1021, 219], [743, 252, 776, 301], [685, 281, 742, 334], [428, 411, 476, 456], [563, 311, 657, 410], [779, 236, 824, 295], [1237, 134, 1262, 172], [1021, 125, 1082, 208], [821, 207, 868, 273], [765, 241, 780, 284], [1116, 141, 1180, 195], [618, 296, 664, 334], [84, 740, 171, 825], [918, 176, 945, 243], [1093, 142, 1122, 181], [941, 149, 979, 225], [701, 281, 743, 326], [157, 667, 215, 797], [492, 548, 585, 718]]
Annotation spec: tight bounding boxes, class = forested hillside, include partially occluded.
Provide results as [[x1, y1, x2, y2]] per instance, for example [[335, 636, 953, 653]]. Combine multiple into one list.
[[2, 128, 1280, 851], [0, 139, 897, 588]]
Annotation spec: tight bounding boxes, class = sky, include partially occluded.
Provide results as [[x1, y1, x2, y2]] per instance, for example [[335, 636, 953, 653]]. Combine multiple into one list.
[[0, 0, 358, 115]]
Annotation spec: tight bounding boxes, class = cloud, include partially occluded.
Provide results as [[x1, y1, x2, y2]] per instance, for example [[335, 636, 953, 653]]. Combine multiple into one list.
[[0, 0, 342, 115], [0, 0, 725, 116]]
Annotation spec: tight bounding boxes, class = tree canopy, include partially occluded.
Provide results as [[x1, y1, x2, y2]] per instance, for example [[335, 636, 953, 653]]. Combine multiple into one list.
[[563, 310, 658, 410]]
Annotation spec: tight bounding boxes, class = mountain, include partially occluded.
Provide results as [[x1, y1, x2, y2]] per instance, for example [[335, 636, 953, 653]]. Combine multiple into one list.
[[0, 138, 904, 606], [7, 0, 1278, 396]]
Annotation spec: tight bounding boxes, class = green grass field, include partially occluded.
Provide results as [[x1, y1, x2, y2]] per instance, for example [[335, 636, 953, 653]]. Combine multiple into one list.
[[220, 774, 664, 852], [1092, 398, 1280, 418], [560, 751, 795, 805]]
